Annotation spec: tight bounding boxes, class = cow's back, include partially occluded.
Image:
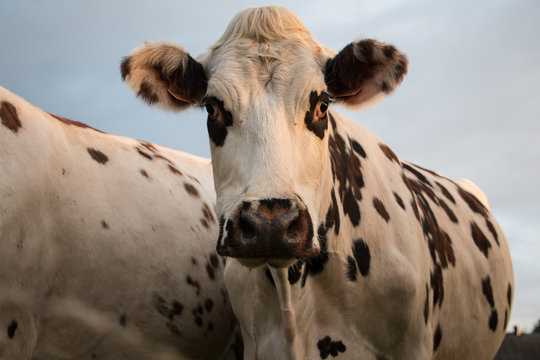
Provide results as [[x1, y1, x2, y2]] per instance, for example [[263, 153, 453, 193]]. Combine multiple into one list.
[[0, 86, 237, 359]]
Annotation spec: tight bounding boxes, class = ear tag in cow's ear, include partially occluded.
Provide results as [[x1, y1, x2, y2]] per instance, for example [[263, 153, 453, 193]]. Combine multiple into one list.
[[339, 88, 362, 98], [167, 85, 195, 104]]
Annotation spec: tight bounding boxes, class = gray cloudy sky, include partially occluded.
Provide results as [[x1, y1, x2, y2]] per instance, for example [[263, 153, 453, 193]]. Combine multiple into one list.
[[1, 0, 539, 332]]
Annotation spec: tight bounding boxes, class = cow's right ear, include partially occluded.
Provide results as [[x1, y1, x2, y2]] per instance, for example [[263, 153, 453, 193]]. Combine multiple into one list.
[[121, 42, 207, 111], [324, 39, 408, 108]]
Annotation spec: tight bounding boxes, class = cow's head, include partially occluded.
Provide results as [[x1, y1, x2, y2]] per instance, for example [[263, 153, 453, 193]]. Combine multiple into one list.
[[121, 7, 407, 268]]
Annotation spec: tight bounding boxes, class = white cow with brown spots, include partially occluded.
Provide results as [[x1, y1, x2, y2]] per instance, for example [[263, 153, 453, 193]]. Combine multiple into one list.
[[122, 6, 514, 360], [0, 86, 238, 359]]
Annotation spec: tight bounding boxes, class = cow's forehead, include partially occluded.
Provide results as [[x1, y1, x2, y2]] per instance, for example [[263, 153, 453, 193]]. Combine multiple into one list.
[[202, 41, 329, 118]]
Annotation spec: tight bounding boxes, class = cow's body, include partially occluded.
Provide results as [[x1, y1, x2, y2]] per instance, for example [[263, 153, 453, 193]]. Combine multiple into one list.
[[223, 110, 513, 359], [122, 6, 513, 359], [0, 86, 237, 359]]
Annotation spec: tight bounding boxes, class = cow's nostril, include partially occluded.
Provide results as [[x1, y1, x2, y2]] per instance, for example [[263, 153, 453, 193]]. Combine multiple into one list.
[[239, 218, 256, 239], [239, 209, 260, 240], [285, 216, 302, 241]]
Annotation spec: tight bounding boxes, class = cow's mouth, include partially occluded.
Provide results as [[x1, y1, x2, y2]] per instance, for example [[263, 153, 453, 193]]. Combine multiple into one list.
[[216, 198, 318, 267]]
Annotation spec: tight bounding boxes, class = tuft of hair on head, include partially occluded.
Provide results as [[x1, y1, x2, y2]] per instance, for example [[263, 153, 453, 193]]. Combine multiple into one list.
[[211, 6, 311, 49]]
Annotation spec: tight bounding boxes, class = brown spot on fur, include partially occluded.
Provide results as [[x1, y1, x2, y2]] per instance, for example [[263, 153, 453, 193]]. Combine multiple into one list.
[[50, 113, 104, 133], [471, 222, 491, 257], [120, 56, 131, 80], [168, 165, 183, 176], [138, 80, 159, 105], [431, 264, 444, 308], [411, 163, 442, 178], [1, 101, 22, 133], [393, 192, 405, 210], [87, 148, 109, 164], [410, 198, 420, 221], [200, 218, 209, 228], [329, 131, 364, 226], [186, 275, 201, 296], [382, 44, 397, 58], [439, 199, 458, 223], [140, 169, 150, 179], [184, 183, 199, 197], [119, 314, 127, 328], [202, 203, 215, 223], [209, 253, 220, 269], [373, 197, 390, 222], [379, 143, 399, 163], [486, 219, 499, 246], [352, 238, 370, 277], [206, 262, 215, 280], [7, 320, 17, 339], [405, 173, 456, 270], [437, 231, 456, 267], [139, 141, 157, 153], [433, 324, 442, 351], [101, 220, 109, 229], [403, 163, 432, 187], [489, 309, 498, 331], [152, 294, 183, 321], [482, 276, 495, 308], [136, 147, 153, 160], [204, 298, 214, 313], [436, 182, 455, 204], [458, 187, 488, 217]]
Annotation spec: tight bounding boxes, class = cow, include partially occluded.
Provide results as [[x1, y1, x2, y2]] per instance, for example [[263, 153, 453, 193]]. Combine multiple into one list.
[[121, 6, 514, 359], [0, 86, 239, 359]]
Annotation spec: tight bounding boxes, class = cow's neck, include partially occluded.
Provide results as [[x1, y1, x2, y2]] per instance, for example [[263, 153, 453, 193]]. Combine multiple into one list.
[[275, 110, 363, 331], [293, 111, 362, 284]]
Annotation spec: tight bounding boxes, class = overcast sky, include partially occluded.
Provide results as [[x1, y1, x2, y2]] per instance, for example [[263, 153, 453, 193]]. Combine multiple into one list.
[[1, 0, 539, 332]]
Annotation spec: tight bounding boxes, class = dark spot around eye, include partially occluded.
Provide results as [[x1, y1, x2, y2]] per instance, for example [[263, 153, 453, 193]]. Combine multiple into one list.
[[204, 97, 233, 147]]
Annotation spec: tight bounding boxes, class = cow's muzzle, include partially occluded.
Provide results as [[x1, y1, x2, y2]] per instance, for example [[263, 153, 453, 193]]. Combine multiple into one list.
[[217, 198, 317, 267]]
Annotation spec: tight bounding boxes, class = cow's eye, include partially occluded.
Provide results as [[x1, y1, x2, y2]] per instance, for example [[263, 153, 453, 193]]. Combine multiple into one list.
[[315, 100, 329, 118], [205, 103, 220, 120], [319, 101, 328, 114]]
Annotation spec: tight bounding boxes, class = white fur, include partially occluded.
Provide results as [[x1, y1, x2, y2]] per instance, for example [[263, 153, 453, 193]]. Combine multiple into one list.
[[0, 86, 237, 359]]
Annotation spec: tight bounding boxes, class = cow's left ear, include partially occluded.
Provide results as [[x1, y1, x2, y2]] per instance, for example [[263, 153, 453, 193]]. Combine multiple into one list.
[[121, 42, 207, 111], [324, 39, 408, 108]]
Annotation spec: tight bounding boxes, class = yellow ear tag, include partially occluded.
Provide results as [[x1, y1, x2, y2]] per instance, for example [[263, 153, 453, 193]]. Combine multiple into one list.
[[167, 86, 194, 104], [340, 87, 362, 98]]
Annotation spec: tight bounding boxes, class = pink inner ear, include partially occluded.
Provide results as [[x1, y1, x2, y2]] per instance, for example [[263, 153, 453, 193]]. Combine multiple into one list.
[[340, 82, 379, 105]]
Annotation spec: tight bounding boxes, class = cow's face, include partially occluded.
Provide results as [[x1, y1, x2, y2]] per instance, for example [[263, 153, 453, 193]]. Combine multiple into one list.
[[121, 7, 407, 268], [201, 35, 335, 268]]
